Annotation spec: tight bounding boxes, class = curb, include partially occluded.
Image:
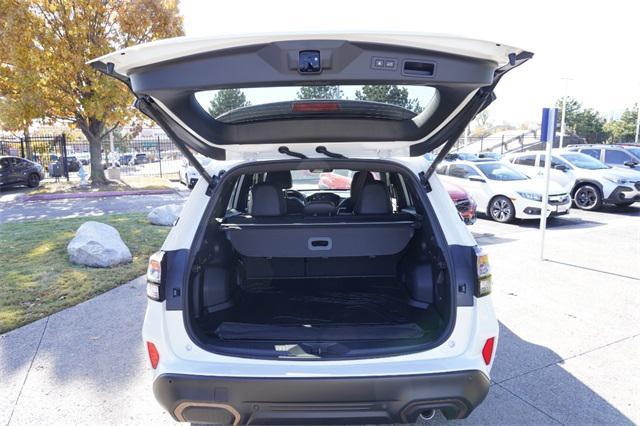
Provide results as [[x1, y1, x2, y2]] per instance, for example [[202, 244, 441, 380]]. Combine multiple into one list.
[[23, 189, 176, 201]]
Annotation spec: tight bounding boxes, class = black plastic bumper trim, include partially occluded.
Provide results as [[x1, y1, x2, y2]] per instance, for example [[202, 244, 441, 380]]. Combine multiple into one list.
[[153, 370, 490, 424], [604, 186, 640, 203]]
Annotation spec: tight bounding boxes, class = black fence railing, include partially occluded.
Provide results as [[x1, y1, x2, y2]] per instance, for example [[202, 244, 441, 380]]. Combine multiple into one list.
[[450, 130, 540, 155], [1, 133, 186, 180]]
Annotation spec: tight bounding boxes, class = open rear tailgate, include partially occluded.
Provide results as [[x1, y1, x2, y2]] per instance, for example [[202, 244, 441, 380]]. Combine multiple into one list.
[[90, 33, 531, 162]]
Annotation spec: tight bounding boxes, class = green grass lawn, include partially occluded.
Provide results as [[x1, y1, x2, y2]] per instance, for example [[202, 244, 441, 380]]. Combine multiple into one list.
[[0, 214, 170, 333]]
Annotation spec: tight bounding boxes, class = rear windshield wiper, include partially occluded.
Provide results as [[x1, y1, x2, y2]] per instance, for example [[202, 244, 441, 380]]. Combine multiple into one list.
[[278, 146, 307, 159], [316, 146, 347, 159]]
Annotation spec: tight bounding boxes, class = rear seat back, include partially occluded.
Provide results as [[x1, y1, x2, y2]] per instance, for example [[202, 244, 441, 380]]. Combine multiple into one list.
[[354, 181, 392, 215], [225, 180, 414, 258], [248, 183, 286, 216]]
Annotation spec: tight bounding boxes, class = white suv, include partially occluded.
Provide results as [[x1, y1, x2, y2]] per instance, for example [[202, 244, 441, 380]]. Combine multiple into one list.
[[92, 33, 531, 424], [506, 150, 640, 210]]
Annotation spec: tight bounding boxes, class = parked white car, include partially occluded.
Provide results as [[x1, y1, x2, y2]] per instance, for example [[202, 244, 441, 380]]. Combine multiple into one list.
[[503, 151, 576, 192], [179, 155, 212, 189], [437, 161, 571, 223], [506, 150, 640, 210], [91, 32, 532, 424]]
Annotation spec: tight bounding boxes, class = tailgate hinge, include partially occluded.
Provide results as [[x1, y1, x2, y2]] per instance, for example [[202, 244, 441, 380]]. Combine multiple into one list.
[[205, 170, 225, 196]]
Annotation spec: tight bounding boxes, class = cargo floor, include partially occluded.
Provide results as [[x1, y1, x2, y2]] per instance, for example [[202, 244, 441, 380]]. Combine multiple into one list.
[[197, 278, 443, 341]]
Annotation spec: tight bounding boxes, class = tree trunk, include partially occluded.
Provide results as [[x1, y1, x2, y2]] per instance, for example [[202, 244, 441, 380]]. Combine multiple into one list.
[[87, 132, 108, 184], [77, 116, 108, 185], [23, 127, 33, 160]]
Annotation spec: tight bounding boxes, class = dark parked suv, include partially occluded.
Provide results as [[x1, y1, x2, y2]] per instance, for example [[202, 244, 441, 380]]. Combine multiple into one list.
[[0, 156, 45, 188]]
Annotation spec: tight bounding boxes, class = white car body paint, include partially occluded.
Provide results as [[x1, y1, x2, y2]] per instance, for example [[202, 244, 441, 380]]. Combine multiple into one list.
[[91, 32, 522, 76], [437, 161, 571, 219], [506, 150, 640, 203], [146, 156, 496, 381]]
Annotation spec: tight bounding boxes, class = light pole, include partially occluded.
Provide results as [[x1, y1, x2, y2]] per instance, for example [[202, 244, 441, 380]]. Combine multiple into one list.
[[558, 77, 572, 149], [635, 102, 639, 144]]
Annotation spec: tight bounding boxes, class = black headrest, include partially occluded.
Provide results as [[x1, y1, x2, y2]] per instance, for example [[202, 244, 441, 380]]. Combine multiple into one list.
[[354, 181, 392, 215], [304, 201, 336, 216], [265, 171, 292, 189], [249, 183, 286, 216], [350, 171, 375, 198]]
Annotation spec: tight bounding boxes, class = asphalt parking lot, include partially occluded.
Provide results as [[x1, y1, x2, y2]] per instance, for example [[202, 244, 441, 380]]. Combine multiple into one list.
[[1, 204, 638, 425]]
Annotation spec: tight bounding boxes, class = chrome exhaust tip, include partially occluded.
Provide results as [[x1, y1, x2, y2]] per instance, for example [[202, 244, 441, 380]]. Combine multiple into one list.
[[418, 409, 436, 421]]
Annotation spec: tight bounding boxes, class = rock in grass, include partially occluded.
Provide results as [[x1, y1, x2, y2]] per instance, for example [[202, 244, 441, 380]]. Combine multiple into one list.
[[147, 204, 182, 226], [67, 221, 132, 267]]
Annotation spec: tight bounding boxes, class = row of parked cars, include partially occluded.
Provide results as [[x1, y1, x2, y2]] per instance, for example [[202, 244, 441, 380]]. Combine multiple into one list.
[[435, 144, 640, 223]]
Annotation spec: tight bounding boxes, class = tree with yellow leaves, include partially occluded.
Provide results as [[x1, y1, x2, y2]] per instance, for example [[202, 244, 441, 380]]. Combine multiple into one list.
[[0, 0, 183, 184]]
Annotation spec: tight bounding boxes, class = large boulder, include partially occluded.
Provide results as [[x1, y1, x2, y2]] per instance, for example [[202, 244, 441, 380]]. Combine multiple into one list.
[[148, 204, 182, 226], [67, 221, 132, 267]]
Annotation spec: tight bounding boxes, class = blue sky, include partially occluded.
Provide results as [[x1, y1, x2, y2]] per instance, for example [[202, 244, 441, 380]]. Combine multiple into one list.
[[180, 0, 640, 126]]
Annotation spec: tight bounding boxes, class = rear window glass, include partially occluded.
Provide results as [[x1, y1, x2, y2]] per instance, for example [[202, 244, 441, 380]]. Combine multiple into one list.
[[291, 169, 380, 191], [604, 149, 632, 164], [513, 154, 536, 166], [580, 148, 601, 159], [195, 85, 438, 122], [625, 147, 640, 158], [560, 152, 610, 170]]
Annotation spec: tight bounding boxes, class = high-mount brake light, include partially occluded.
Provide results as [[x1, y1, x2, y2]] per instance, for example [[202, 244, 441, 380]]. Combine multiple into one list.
[[474, 246, 492, 297], [146, 251, 165, 301], [291, 102, 341, 113]]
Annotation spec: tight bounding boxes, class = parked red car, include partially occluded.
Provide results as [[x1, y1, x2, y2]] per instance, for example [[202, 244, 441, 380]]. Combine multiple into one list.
[[319, 170, 352, 190], [443, 181, 477, 225]]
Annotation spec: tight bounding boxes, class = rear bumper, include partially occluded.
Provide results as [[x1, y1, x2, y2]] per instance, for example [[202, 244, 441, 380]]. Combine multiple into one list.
[[153, 370, 490, 424]]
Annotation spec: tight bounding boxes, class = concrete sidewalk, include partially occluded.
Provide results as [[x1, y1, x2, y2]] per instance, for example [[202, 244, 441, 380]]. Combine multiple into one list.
[[23, 188, 176, 201], [0, 191, 187, 223], [1, 209, 638, 425]]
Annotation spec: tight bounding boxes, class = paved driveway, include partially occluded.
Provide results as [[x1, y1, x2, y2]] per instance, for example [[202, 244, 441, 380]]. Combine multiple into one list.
[[1, 205, 638, 425]]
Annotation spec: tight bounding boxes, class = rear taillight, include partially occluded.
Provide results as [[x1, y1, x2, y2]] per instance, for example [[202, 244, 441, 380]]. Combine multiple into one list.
[[146, 341, 160, 369], [146, 251, 165, 301], [482, 337, 495, 365], [474, 246, 492, 297]]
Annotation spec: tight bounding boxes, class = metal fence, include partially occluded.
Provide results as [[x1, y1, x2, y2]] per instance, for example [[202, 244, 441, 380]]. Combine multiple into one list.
[[451, 130, 540, 155], [0, 133, 186, 180]]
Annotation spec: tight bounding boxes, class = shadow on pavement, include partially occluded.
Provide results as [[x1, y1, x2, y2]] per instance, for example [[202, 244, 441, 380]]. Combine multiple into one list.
[[594, 204, 640, 217], [474, 215, 606, 235], [431, 322, 633, 424], [2, 282, 634, 425], [544, 259, 640, 281], [514, 215, 605, 230], [1, 277, 149, 390], [471, 232, 518, 246]]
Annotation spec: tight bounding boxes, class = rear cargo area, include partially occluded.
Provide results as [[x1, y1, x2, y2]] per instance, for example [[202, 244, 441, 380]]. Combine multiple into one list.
[[187, 223, 452, 358], [185, 166, 455, 359], [198, 276, 444, 343]]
